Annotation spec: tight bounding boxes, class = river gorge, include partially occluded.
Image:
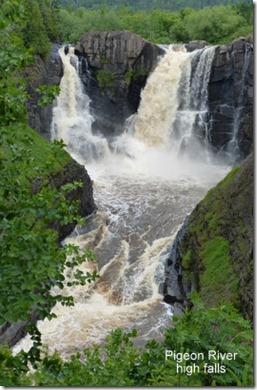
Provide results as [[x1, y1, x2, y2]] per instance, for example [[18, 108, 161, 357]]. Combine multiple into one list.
[[13, 42, 237, 358]]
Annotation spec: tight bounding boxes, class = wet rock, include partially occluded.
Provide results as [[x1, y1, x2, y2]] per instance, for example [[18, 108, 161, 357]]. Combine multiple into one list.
[[163, 217, 189, 307], [208, 38, 253, 159]]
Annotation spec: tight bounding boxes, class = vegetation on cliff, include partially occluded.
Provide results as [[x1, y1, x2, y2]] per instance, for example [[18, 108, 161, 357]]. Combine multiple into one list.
[[180, 155, 253, 320]]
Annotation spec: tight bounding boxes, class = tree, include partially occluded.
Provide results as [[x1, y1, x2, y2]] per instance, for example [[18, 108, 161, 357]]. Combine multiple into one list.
[[23, 0, 51, 57], [184, 5, 252, 44]]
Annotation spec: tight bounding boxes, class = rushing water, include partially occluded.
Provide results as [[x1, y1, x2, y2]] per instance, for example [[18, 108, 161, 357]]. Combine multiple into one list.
[[14, 45, 230, 358]]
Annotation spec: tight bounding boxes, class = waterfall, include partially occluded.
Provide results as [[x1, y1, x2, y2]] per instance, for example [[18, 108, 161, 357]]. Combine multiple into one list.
[[174, 46, 216, 160], [53, 45, 217, 164], [133, 46, 190, 146], [51, 46, 110, 163]]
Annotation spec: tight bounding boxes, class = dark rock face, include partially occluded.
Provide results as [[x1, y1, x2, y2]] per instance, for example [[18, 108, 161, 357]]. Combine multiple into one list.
[[164, 153, 253, 320], [25, 45, 63, 139], [31, 159, 96, 242], [163, 217, 189, 306], [0, 309, 38, 348], [75, 31, 165, 136], [208, 38, 253, 159]]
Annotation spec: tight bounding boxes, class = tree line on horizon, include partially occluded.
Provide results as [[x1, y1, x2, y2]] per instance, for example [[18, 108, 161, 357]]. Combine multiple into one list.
[[59, 0, 252, 12], [13, 0, 252, 55], [58, 1, 253, 45]]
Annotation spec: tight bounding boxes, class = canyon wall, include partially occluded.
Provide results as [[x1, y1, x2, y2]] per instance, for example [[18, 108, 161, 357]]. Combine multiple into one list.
[[163, 153, 253, 320]]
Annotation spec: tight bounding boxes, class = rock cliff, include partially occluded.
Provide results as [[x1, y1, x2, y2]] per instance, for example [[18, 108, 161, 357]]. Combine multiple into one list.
[[75, 31, 165, 135], [163, 153, 253, 320], [25, 45, 63, 139], [208, 37, 253, 160]]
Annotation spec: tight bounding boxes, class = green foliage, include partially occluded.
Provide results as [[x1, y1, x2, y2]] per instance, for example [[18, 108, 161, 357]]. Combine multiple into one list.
[[199, 236, 235, 304], [0, 130, 98, 324], [180, 161, 253, 314], [182, 249, 192, 269], [38, 0, 60, 41], [96, 69, 115, 90], [0, 2, 33, 127], [59, 0, 252, 12], [184, 5, 252, 44], [58, 1, 253, 44], [157, 294, 253, 386], [36, 85, 61, 107], [0, 297, 253, 386], [23, 0, 52, 58], [0, 344, 30, 386]]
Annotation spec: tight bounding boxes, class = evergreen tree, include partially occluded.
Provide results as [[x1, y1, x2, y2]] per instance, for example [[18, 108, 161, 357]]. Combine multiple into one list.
[[23, 0, 51, 58]]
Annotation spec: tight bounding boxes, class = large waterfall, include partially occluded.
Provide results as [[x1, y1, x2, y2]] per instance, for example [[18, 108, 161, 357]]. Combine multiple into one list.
[[14, 45, 229, 358]]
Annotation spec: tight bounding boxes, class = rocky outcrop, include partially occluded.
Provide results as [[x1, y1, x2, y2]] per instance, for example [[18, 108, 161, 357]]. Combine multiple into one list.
[[208, 37, 253, 160], [163, 153, 253, 320], [31, 159, 96, 242], [75, 31, 164, 136], [163, 217, 189, 306], [25, 45, 63, 139]]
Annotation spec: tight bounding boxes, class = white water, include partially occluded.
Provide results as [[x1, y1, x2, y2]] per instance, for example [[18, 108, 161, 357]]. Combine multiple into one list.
[[14, 45, 229, 358]]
